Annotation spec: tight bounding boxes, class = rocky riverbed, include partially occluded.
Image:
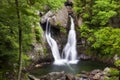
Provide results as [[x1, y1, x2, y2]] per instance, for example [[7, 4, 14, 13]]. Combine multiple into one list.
[[28, 67, 119, 80]]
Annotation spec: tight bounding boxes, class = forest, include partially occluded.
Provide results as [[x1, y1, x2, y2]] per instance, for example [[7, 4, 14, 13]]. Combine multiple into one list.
[[0, 0, 120, 80]]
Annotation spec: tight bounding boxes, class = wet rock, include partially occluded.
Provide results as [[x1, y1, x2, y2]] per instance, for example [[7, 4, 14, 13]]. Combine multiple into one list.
[[30, 69, 112, 80], [79, 54, 91, 60]]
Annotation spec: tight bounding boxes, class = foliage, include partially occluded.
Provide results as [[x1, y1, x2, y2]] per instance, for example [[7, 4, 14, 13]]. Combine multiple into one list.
[[91, 0, 118, 26], [29, 0, 65, 11], [35, 26, 43, 43], [46, 0, 65, 10], [80, 24, 94, 39], [104, 77, 119, 80], [108, 68, 119, 76], [0, 0, 65, 79], [104, 68, 119, 80], [74, 0, 120, 57], [114, 60, 120, 67], [74, 0, 118, 27], [87, 27, 120, 56], [60, 27, 66, 33]]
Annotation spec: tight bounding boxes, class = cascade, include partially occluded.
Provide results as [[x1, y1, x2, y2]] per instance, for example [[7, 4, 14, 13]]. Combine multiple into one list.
[[62, 16, 78, 63], [45, 18, 61, 61], [45, 16, 78, 65]]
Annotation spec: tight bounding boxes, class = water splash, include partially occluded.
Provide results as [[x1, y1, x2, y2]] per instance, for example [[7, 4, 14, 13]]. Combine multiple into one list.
[[45, 16, 78, 65]]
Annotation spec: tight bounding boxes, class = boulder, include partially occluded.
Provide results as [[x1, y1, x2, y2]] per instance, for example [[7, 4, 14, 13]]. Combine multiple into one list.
[[79, 54, 91, 60], [40, 71, 66, 80], [90, 69, 102, 75], [65, 74, 75, 80], [40, 7, 69, 29], [40, 11, 54, 24], [28, 75, 40, 80], [93, 73, 101, 80]]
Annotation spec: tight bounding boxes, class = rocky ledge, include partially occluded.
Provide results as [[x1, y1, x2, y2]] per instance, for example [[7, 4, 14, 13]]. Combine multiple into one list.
[[28, 67, 118, 80]]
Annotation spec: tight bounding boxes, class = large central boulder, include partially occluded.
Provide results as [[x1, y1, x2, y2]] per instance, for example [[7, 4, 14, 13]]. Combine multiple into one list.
[[40, 6, 69, 29]]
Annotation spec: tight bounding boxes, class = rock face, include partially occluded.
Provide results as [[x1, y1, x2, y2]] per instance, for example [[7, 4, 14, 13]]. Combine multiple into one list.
[[40, 6, 69, 29], [40, 0, 75, 30], [28, 43, 45, 62]]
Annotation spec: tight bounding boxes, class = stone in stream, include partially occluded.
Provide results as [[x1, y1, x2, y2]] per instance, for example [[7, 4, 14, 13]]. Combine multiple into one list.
[[28, 68, 112, 80]]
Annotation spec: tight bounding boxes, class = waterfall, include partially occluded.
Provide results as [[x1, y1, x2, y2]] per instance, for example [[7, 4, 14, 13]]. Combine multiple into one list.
[[45, 18, 61, 61], [62, 16, 78, 63], [45, 16, 78, 65]]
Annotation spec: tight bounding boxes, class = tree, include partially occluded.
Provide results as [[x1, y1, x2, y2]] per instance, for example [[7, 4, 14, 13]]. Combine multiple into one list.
[[15, 0, 22, 80], [0, 0, 65, 79]]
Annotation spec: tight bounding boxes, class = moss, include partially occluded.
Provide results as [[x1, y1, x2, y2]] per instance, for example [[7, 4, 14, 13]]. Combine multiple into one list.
[[34, 26, 43, 43], [60, 27, 66, 34]]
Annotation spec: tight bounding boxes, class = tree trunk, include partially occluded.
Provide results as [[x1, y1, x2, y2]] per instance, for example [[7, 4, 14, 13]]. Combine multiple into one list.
[[119, 69, 120, 80], [15, 0, 22, 80]]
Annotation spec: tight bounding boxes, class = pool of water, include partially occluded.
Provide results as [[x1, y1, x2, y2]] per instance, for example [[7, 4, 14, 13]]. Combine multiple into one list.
[[30, 60, 109, 76]]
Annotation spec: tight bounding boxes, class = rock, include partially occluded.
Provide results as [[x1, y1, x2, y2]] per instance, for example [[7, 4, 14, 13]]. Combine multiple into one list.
[[77, 17, 82, 27], [79, 54, 91, 60], [50, 7, 68, 28], [90, 69, 102, 75], [79, 74, 88, 78], [28, 75, 40, 80], [113, 54, 120, 60], [40, 11, 54, 24], [104, 67, 110, 72], [93, 73, 101, 80], [40, 71, 65, 80], [35, 64, 43, 68], [38, 69, 111, 80], [80, 71, 88, 74], [40, 7, 69, 29], [28, 43, 45, 62], [65, 74, 75, 80]]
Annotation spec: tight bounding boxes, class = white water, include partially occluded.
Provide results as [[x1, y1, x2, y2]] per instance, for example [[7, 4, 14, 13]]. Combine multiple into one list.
[[45, 17, 78, 65], [62, 16, 78, 64], [45, 18, 61, 61]]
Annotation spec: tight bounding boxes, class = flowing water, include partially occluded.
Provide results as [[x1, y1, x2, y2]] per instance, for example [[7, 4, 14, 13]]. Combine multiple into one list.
[[45, 18, 61, 61], [45, 16, 78, 65], [62, 16, 78, 64]]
